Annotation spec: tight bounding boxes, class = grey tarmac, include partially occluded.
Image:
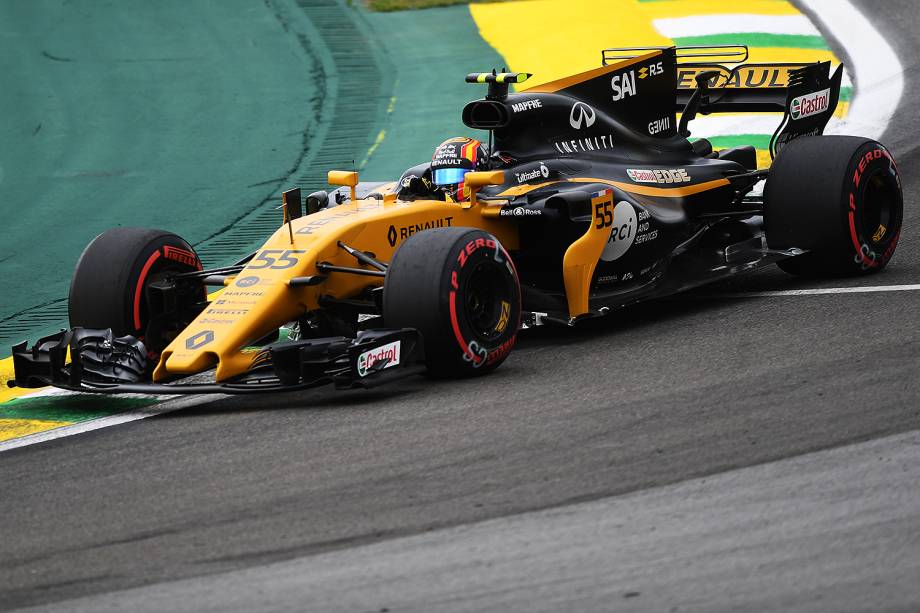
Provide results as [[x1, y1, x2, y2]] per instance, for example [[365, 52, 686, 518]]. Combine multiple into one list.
[[16, 427, 920, 613]]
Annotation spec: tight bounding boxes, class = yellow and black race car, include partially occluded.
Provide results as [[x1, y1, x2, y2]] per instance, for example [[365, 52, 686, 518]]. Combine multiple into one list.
[[10, 45, 903, 394]]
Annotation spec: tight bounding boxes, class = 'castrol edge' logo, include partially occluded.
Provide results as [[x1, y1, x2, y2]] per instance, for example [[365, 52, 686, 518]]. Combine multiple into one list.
[[356, 341, 401, 377], [627, 168, 691, 184], [790, 88, 830, 120]]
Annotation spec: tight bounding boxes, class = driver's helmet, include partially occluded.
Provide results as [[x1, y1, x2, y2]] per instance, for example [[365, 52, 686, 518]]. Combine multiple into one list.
[[430, 137, 488, 202]]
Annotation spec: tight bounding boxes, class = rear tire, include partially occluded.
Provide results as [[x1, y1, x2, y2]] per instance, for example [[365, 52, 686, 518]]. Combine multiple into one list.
[[764, 135, 902, 276], [69, 228, 203, 353], [383, 228, 521, 377]]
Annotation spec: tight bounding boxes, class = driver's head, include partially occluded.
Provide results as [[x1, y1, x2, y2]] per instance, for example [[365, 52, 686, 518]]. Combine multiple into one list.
[[430, 137, 487, 202]]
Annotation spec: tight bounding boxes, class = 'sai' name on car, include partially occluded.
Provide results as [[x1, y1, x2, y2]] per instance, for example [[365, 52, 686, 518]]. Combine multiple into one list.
[[611, 70, 637, 101]]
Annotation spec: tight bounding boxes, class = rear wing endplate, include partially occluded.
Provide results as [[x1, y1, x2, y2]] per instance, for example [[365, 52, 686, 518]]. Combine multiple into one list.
[[770, 61, 844, 157]]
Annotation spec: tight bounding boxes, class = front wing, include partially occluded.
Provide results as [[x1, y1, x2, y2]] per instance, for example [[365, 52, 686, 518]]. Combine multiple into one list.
[[9, 327, 425, 395]]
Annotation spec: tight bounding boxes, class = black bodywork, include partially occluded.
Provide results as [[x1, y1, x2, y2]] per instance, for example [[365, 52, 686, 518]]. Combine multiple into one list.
[[438, 47, 843, 321]]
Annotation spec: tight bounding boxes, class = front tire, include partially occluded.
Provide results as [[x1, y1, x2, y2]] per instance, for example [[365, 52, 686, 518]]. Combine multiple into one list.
[[69, 227, 203, 354], [765, 135, 902, 276], [383, 228, 521, 377]]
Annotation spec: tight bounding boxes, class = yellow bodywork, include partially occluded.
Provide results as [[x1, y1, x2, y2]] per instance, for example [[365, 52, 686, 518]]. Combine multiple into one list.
[[153, 186, 520, 382], [152, 170, 734, 382], [563, 190, 616, 318]]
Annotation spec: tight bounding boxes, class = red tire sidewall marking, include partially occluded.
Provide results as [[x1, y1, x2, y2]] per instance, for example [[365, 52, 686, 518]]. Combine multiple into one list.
[[447, 234, 520, 368], [449, 289, 483, 366], [162, 245, 201, 270], [848, 146, 900, 270], [133, 250, 162, 331]]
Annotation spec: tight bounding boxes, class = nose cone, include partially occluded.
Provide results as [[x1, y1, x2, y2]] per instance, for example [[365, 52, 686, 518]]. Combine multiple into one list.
[[162, 349, 218, 377]]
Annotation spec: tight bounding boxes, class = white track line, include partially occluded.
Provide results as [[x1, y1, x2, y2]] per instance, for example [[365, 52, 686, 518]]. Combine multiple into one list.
[[0, 394, 221, 453], [699, 284, 920, 299], [800, 0, 904, 140], [654, 14, 821, 38]]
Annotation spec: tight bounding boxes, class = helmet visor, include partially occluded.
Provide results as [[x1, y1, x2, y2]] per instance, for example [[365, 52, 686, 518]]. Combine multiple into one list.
[[432, 168, 468, 186]]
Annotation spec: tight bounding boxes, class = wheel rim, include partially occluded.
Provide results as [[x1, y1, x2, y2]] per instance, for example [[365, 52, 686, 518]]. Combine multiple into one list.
[[859, 167, 900, 246], [462, 261, 514, 341]]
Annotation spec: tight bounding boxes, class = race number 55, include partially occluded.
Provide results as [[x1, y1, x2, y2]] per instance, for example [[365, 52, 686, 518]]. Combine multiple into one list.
[[594, 201, 613, 229], [248, 249, 306, 269]]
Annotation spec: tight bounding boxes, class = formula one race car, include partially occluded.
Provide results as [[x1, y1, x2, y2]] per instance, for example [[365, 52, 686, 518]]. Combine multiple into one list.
[[10, 45, 903, 394]]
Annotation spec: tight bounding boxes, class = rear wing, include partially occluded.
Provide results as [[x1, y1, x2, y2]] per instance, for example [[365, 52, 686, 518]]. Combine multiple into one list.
[[602, 45, 843, 158], [602, 45, 821, 111]]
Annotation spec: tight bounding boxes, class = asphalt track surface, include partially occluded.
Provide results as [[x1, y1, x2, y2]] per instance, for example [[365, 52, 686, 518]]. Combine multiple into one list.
[[4, 1, 920, 611]]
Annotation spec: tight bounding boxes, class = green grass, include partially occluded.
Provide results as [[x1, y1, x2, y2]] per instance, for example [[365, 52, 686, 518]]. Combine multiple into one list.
[[695, 134, 773, 150], [673, 33, 829, 50], [367, 0, 505, 11], [0, 394, 157, 423]]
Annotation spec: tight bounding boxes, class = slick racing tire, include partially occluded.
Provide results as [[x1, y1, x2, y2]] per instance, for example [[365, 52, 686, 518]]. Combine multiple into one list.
[[384, 227, 521, 378], [69, 227, 203, 353], [765, 135, 902, 276]]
